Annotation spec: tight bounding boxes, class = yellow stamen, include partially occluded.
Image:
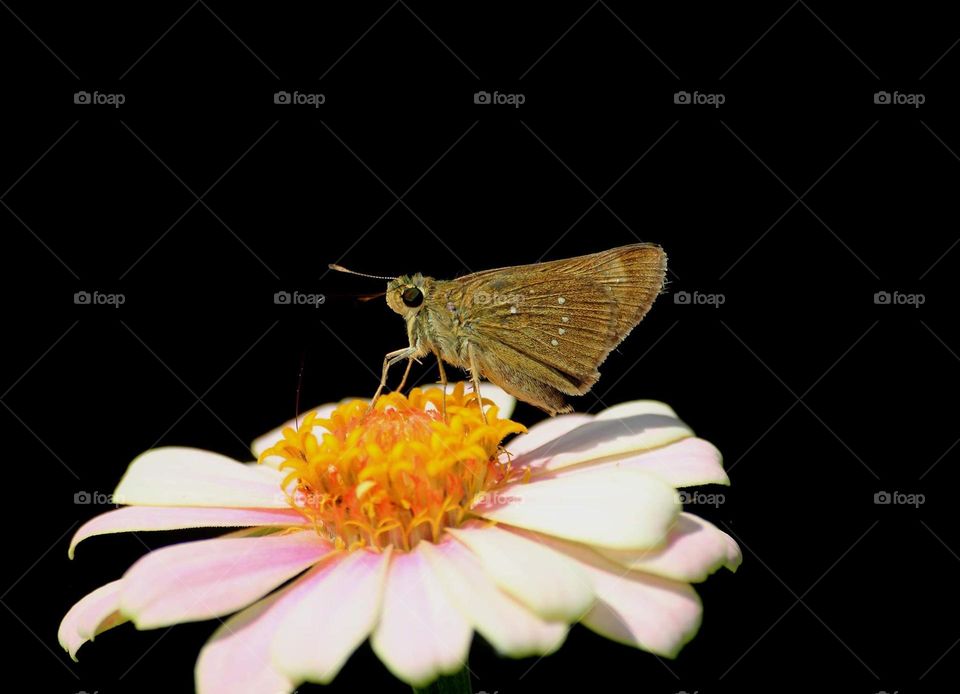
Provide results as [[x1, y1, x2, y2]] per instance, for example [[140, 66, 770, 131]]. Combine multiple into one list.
[[259, 383, 526, 551]]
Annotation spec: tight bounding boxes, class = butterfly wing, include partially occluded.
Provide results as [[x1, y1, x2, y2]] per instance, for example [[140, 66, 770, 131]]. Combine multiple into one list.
[[439, 243, 667, 414]]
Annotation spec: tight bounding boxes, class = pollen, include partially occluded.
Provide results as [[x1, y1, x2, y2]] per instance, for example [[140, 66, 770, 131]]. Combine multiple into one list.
[[258, 383, 526, 552]]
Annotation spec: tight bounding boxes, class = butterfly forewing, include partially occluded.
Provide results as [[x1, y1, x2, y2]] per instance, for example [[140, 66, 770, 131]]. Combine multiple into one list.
[[437, 244, 666, 413]]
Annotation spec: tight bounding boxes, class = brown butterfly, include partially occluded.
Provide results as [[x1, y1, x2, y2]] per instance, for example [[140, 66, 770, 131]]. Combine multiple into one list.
[[331, 243, 667, 417]]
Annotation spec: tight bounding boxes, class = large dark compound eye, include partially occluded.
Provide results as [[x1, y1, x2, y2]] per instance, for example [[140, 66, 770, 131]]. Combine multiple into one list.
[[401, 286, 423, 308]]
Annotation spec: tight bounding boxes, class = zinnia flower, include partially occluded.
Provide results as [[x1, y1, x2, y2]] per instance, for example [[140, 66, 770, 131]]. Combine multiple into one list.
[[59, 383, 740, 692]]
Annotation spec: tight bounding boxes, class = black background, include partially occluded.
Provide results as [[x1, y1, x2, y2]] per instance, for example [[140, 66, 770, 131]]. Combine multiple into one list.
[[2, 3, 958, 693]]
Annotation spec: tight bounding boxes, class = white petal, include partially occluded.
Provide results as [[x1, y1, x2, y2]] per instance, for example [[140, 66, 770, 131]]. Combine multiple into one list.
[[272, 548, 391, 684], [594, 399, 681, 422], [114, 447, 288, 508], [504, 414, 592, 458], [472, 467, 680, 550], [447, 524, 593, 621], [419, 538, 567, 657], [515, 400, 694, 474], [533, 531, 703, 658], [563, 437, 728, 488], [597, 513, 742, 582], [370, 544, 472, 686]]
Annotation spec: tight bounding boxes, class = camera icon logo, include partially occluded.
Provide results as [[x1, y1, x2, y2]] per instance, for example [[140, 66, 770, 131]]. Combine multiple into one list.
[[873, 291, 891, 305], [674, 91, 691, 104], [674, 291, 691, 304], [74, 290, 91, 305], [74, 491, 91, 504], [274, 291, 292, 305], [274, 91, 291, 105], [474, 91, 491, 104], [874, 491, 891, 505], [74, 91, 91, 104], [874, 91, 891, 104]]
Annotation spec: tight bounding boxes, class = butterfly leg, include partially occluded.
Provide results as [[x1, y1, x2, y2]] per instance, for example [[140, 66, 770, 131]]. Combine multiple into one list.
[[394, 358, 415, 394], [371, 347, 418, 410], [467, 345, 488, 424], [432, 348, 448, 420]]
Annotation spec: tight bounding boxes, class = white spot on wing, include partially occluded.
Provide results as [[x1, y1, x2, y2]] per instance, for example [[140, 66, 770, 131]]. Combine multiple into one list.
[[510, 305, 517, 314], [557, 296, 566, 305], [558, 328, 566, 335], [551, 339, 558, 346], [561, 316, 569, 323]]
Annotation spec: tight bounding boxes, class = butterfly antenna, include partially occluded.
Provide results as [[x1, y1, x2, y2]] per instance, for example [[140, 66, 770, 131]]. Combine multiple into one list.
[[294, 352, 306, 432], [328, 264, 393, 281]]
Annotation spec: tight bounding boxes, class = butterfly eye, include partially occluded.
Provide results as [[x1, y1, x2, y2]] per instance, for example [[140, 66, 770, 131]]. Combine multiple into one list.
[[401, 286, 423, 308]]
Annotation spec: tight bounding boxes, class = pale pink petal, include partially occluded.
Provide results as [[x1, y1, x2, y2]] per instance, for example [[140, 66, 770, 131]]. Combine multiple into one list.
[[722, 528, 744, 570], [532, 531, 702, 657], [58, 579, 127, 660], [471, 467, 680, 549], [504, 414, 592, 458], [69, 506, 309, 558], [113, 447, 288, 508], [370, 544, 472, 686], [195, 556, 344, 694], [219, 527, 284, 539], [419, 538, 567, 657], [447, 524, 593, 620], [515, 400, 694, 474], [596, 513, 742, 582], [556, 437, 729, 488], [271, 548, 391, 684], [120, 531, 332, 628]]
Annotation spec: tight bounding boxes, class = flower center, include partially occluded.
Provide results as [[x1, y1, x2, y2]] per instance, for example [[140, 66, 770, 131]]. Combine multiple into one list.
[[259, 383, 526, 551]]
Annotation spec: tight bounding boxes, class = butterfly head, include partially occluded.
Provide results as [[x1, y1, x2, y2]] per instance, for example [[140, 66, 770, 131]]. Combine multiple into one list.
[[386, 273, 428, 317]]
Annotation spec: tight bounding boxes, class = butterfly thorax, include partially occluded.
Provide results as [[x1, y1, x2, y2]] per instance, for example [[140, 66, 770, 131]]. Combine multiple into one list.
[[411, 279, 474, 369]]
